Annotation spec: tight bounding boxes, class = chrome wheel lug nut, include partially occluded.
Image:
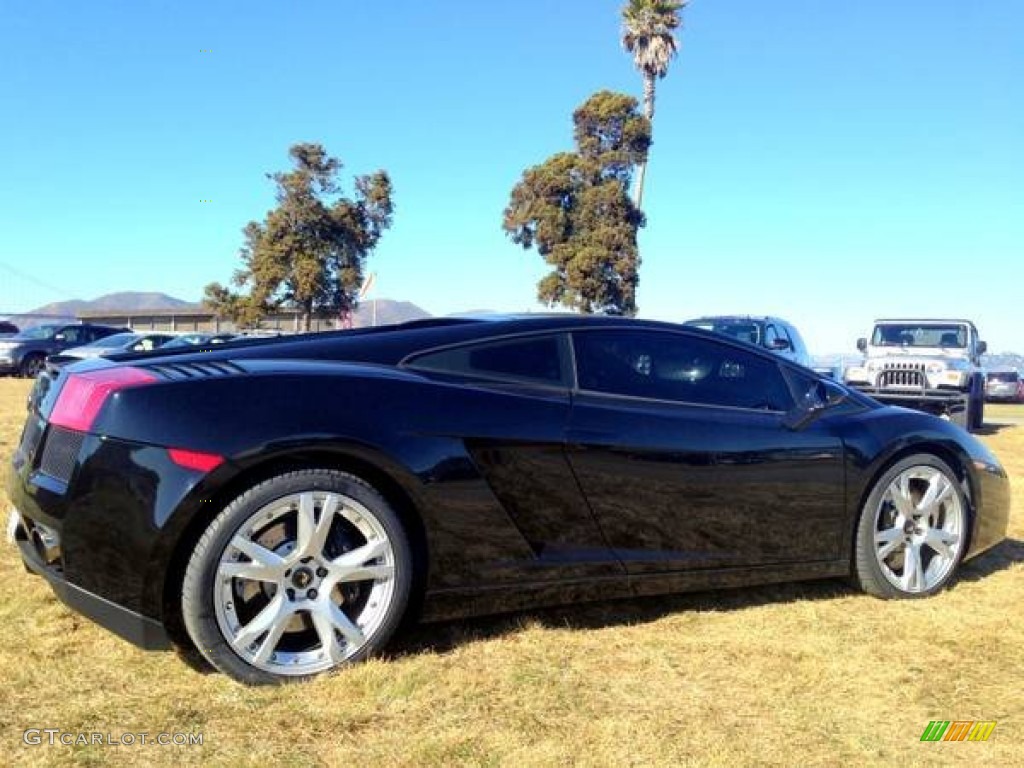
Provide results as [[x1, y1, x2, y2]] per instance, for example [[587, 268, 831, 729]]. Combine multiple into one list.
[[316, 567, 328, 578], [307, 588, 318, 600]]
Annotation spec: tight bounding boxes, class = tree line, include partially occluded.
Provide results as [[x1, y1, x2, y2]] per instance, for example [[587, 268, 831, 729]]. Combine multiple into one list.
[[206, 1, 686, 328]]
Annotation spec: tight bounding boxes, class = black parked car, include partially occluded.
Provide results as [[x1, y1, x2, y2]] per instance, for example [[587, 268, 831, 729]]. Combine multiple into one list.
[[0, 323, 128, 377], [7, 316, 1010, 683]]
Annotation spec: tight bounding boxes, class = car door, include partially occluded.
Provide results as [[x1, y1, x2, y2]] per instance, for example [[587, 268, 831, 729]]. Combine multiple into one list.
[[404, 332, 621, 582], [566, 328, 846, 573]]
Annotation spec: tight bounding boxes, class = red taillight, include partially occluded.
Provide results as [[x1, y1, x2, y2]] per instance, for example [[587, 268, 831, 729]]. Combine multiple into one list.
[[167, 448, 224, 473], [49, 367, 159, 433]]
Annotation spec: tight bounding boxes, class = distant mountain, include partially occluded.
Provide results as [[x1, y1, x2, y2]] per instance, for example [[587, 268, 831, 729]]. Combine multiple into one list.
[[17, 292, 430, 329], [28, 292, 199, 316]]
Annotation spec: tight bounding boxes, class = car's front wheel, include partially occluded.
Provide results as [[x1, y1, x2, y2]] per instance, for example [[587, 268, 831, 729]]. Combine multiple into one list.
[[853, 454, 969, 599], [182, 469, 413, 684]]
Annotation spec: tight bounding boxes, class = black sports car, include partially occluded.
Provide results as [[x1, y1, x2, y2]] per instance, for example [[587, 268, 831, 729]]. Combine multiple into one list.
[[7, 316, 1010, 683]]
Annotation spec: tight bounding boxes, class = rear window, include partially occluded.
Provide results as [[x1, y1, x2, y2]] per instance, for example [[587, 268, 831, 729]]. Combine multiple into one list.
[[407, 335, 568, 386], [988, 372, 1019, 383]]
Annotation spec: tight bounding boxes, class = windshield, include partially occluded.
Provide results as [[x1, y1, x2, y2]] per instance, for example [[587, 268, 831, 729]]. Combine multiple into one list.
[[687, 320, 762, 346], [988, 372, 1019, 383], [88, 333, 140, 348], [12, 325, 61, 340], [162, 334, 209, 348], [871, 323, 967, 348]]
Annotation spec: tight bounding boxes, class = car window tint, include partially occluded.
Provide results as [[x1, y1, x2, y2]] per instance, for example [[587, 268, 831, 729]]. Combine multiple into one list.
[[61, 327, 83, 344], [409, 335, 567, 386], [573, 330, 793, 411]]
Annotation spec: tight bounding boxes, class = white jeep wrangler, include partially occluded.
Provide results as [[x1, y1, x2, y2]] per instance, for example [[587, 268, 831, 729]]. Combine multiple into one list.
[[843, 319, 987, 431]]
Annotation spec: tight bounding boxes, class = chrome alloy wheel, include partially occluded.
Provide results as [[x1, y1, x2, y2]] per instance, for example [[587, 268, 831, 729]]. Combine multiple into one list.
[[873, 465, 966, 593], [213, 490, 396, 676]]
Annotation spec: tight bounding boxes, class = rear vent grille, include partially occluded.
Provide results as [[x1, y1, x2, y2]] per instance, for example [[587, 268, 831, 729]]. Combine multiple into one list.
[[146, 361, 246, 380], [38, 426, 85, 483]]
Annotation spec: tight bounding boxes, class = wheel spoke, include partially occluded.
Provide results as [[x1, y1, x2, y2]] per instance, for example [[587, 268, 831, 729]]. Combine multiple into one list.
[[310, 599, 366, 659], [294, 492, 316, 555], [887, 476, 915, 517], [218, 560, 282, 583], [295, 493, 341, 559], [310, 610, 345, 662], [338, 563, 394, 584], [253, 615, 290, 665], [234, 593, 292, 651], [328, 601, 366, 646], [875, 527, 904, 560], [330, 538, 391, 583], [924, 529, 959, 561], [228, 535, 286, 573], [917, 473, 953, 514], [902, 543, 925, 591]]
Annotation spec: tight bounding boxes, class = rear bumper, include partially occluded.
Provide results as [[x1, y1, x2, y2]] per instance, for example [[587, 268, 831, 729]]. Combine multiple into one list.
[[8, 508, 170, 650]]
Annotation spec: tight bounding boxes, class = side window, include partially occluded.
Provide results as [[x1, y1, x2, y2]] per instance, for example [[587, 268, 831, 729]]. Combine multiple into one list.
[[573, 330, 794, 411], [60, 327, 83, 344], [408, 335, 567, 386], [765, 324, 789, 349]]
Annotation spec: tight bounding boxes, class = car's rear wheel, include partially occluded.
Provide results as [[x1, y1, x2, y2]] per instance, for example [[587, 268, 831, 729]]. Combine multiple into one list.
[[19, 353, 44, 378], [182, 469, 412, 684], [853, 455, 968, 599]]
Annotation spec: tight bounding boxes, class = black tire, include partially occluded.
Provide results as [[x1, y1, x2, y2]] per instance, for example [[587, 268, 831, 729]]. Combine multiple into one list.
[[971, 395, 984, 431], [853, 454, 969, 599], [182, 469, 413, 684], [19, 354, 44, 378]]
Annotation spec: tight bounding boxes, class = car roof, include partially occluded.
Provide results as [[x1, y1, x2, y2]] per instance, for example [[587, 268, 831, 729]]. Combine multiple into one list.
[[873, 319, 977, 325], [129, 314, 747, 369], [684, 315, 794, 325]]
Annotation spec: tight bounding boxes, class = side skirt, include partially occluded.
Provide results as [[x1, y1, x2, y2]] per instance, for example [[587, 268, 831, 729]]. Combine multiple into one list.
[[420, 559, 851, 623]]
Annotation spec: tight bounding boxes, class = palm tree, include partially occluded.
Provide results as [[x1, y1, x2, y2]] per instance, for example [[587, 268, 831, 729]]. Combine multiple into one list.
[[621, 0, 685, 209]]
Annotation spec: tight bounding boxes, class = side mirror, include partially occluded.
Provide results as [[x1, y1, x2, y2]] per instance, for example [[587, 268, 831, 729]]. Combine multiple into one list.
[[54, 333, 66, 343], [770, 338, 792, 350], [784, 380, 849, 431], [977, 340, 987, 355], [856, 337, 867, 352]]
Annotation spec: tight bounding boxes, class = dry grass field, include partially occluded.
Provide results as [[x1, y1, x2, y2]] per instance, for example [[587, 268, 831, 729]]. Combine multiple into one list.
[[0, 377, 1020, 767]]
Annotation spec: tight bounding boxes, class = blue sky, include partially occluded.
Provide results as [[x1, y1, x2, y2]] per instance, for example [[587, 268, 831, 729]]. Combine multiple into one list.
[[1, 0, 1020, 353]]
